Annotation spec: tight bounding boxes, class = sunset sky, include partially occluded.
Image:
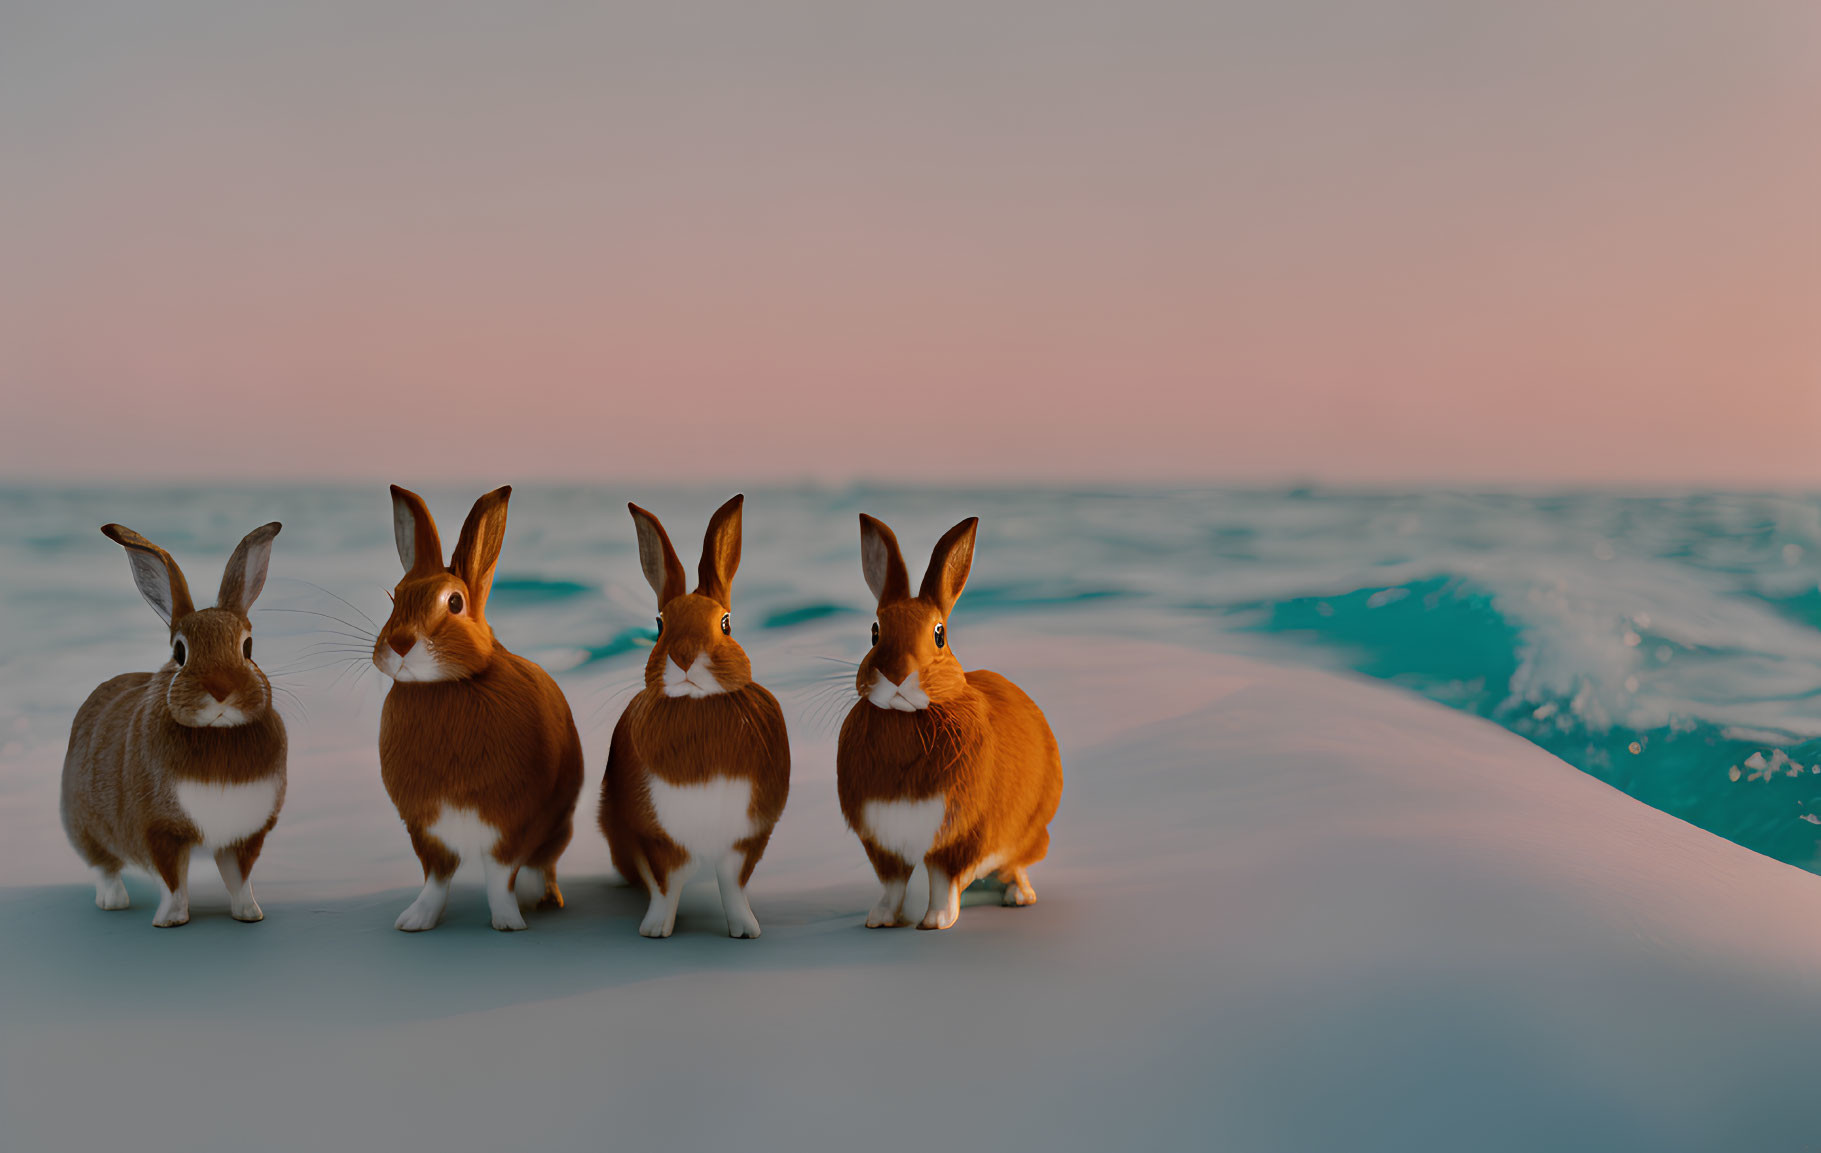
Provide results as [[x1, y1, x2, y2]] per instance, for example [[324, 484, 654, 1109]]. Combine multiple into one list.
[[3, 1, 1817, 485]]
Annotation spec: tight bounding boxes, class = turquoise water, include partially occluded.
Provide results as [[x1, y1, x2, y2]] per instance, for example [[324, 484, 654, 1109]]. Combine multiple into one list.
[[5, 485, 1821, 874], [1211, 491, 1821, 873]]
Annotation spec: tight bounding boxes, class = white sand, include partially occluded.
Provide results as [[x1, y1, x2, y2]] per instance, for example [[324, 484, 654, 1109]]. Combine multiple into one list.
[[4, 632, 1821, 1152]]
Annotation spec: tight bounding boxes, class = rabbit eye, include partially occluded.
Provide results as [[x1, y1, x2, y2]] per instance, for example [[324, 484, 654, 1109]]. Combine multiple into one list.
[[934, 621, 946, 648], [654, 615, 663, 638], [448, 592, 464, 615], [871, 622, 880, 646], [173, 639, 187, 667], [243, 637, 253, 659], [721, 613, 731, 636]]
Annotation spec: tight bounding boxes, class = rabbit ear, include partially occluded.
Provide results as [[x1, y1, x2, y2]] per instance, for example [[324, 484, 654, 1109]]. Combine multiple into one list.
[[101, 524, 195, 628], [390, 485, 444, 577], [629, 503, 687, 607], [859, 514, 911, 606], [218, 522, 283, 615], [919, 517, 978, 617], [696, 494, 744, 606], [450, 487, 511, 615]]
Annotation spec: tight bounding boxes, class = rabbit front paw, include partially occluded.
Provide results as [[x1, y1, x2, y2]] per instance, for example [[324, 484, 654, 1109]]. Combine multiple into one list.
[[153, 892, 190, 928], [395, 877, 450, 932], [865, 901, 908, 928], [484, 858, 526, 931], [864, 878, 909, 928], [93, 871, 130, 911], [917, 869, 959, 930], [491, 906, 528, 932], [1001, 869, 1037, 907], [917, 906, 958, 931]]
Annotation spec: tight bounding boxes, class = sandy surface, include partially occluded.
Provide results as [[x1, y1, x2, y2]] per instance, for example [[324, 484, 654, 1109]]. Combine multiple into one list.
[[5, 634, 1821, 1152]]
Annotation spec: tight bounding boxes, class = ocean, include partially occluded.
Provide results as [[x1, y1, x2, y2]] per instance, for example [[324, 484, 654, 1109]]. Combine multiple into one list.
[[6, 483, 1820, 878]]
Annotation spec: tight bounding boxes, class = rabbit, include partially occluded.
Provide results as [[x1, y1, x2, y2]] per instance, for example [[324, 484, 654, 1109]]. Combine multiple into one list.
[[836, 514, 1063, 930], [599, 495, 790, 938], [373, 485, 585, 932], [62, 522, 287, 927]]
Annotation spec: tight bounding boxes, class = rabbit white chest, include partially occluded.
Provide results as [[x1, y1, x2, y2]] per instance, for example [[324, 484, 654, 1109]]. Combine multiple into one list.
[[861, 796, 947, 862], [647, 776, 755, 863], [174, 778, 280, 849], [427, 805, 502, 862]]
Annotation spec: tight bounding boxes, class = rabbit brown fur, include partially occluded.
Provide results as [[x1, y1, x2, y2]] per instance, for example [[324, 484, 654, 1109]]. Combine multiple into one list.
[[62, 522, 287, 927], [599, 495, 790, 938], [836, 515, 1062, 930], [373, 485, 585, 932]]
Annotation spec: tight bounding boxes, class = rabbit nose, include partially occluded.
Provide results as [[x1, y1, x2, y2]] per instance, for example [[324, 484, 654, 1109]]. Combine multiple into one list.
[[200, 677, 235, 703], [387, 633, 415, 657], [879, 657, 916, 686]]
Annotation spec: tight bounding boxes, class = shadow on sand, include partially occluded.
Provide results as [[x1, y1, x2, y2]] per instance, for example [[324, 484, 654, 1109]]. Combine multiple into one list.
[[0, 871, 1035, 1027]]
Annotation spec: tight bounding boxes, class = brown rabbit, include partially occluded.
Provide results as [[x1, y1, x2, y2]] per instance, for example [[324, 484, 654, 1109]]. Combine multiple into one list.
[[599, 495, 790, 938], [62, 522, 287, 927], [836, 515, 1063, 930], [373, 485, 585, 932]]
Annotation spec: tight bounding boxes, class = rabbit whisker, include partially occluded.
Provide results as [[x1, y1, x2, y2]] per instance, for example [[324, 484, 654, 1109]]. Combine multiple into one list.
[[260, 607, 377, 641], [795, 678, 861, 737], [327, 658, 371, 693], [585, 676, 646, 721], [289, 640, 373, 654], [267, 654, 373, 678], [268, 648, 368, 667], [268, 684, 311, 723], [266, 624, 376, 648], [286, 578, 381, 630]]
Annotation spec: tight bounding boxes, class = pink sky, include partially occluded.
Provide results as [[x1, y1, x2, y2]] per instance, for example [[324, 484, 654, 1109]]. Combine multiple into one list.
[[3, 2, 1817, 485]]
